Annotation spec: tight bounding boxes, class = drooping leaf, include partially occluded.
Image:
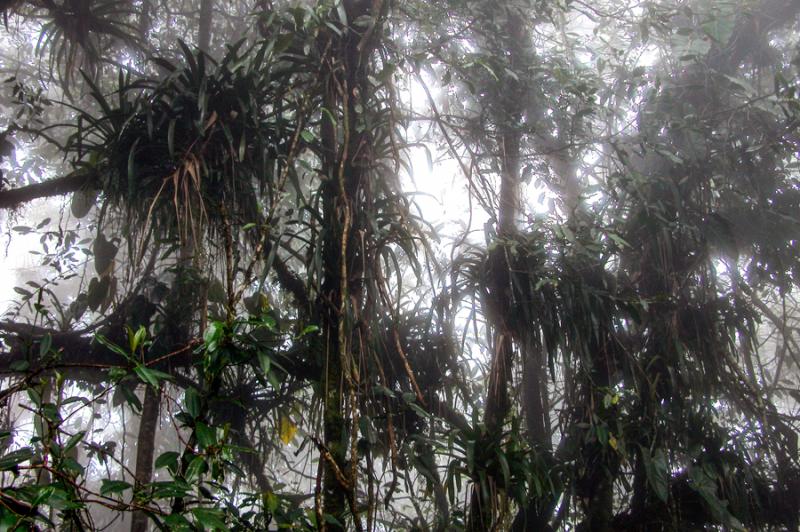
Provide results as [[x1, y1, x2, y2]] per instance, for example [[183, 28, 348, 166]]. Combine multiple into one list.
[[70, 188, 96, 219], [279, 415, 297, 445]]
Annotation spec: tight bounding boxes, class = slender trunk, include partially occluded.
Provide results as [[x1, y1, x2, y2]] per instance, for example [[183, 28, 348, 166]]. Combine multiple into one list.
[[482, 9, 523, 444], [469, 10, 544, 531], [522, 351, 550, 446], [165, 243, 200, 516], [482, 119, 521, 434], [138, 0, 151, 41], [130, 385, 160, 532], [468, 114, 519, 532], [36, 380, 52, 489], [509, 350, 555, 531], [198, 0, 212, 52]]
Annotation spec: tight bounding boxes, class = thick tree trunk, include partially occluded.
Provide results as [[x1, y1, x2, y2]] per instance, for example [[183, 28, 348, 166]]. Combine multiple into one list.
[[315, 1, 382, 529], [317, 42, 347, 532]]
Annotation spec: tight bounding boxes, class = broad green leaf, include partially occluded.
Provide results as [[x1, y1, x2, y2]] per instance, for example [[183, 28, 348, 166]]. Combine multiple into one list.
[[195, 422, 217, 449], [100, 479, 132, 497], [258, 351, 271, 376], [120, 384, 143, 413], [155, 451, 180, 471], [642, 448, 669, 503], [149, 480, 191, 499], [185, 455, 207, 483], [134, 365, 170, 388], [164, 513, 194, 530], [10, 360, 29, 372], [192, 507, 228, 531], [184, 387, 202, 419], [0, 448, 33, 471], [64, 431, 85, 453], [39, 334, 52, 357]]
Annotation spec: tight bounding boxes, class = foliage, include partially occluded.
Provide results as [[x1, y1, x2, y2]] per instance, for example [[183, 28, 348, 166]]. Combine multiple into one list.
[[0, 0, 799, 531]]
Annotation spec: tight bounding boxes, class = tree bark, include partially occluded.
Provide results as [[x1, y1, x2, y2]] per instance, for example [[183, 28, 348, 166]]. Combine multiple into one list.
[[130, 384, 160, 532], [315, 1, 383, 529], [138, 0, 151, 41], [0, 171, 92, 209], [198, 0, 213, 52], [468, 9, 530, 531]]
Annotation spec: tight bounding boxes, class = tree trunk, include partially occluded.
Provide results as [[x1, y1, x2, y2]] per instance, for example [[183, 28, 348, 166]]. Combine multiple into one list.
[[317, 38, 347, 532], [198, 0, 213, 52], [468, 9, 540, 531], [138, 0, 151, 42], [130, 385, 160, 532], [315, 1, 383, 529]]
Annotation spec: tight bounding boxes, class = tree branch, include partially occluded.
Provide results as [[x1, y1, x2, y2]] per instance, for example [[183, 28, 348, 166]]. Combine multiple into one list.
[[0, 171, 93, 209]]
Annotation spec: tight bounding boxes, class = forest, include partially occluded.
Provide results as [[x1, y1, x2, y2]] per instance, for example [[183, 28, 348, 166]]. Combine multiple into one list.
[[0, 0, 798, 530]]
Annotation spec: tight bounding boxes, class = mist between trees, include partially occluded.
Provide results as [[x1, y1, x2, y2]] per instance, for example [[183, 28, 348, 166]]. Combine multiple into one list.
[[0, 0, 799, 530]]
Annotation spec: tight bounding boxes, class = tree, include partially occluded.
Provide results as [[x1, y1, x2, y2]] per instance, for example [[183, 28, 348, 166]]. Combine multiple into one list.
[[0, 0, 798, 530]]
